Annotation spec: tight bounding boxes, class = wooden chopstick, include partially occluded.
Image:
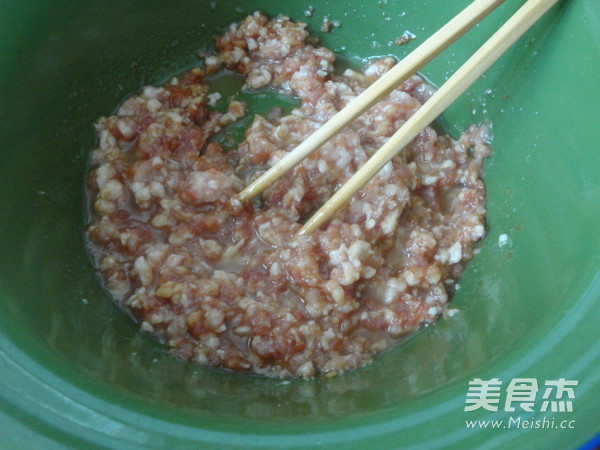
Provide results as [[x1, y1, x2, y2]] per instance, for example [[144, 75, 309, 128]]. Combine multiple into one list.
[[237, 0, 507, 202], [296, 0, 559, 236]]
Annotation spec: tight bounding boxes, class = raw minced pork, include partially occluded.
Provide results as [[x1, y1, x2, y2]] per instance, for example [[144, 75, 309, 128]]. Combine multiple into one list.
[[87, 12, 491, 378]]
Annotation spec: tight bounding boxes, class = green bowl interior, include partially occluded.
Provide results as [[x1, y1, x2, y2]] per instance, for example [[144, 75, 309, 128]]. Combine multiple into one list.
[[1, 0, 599, 448]]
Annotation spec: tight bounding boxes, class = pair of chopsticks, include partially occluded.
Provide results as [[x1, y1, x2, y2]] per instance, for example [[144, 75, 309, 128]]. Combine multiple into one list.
[[237, 0, 559, 236]]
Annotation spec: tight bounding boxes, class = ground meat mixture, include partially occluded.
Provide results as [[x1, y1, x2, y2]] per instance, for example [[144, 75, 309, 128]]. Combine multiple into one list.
[[87, 12, 491, 378]]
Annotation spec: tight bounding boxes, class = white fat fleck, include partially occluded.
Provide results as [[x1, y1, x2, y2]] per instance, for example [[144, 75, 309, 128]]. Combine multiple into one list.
[[143, 86, 164, 98], [116, 119, 136, 138], [205, 55, 220, 67], [146, 98, 162, 113], [194, 352, 209, 365], [318, 160, 328, 173], [422, 175, 437, 185], [99, 129, 117, 150], [404, 270, 418, 286], [206, 335, 219, 348], [384, 278, 407, 303], [340, 261, 358, 286], [328, 245, 345, 265], [141, 321, 154, 332], [498, 233, 510, 248], [165, 111, 183, 123], [384, 183, 400, 197], [247, 68, 272, 89], [298, 362, 315, 378], [152, 213, 171, 228], [102, 179, 124, 201], [472, 224, 485, 239], [280, 43, 291, 56], [364, 64, 379, 77], [94, 198, 117, 214], [134, 256, 153, 286], [435, 249, 449, 264], [441, 160, 456, 169], [377, 161, 394, 180], [363, 203, 374, 223], [148, 244, 168, 262], [165, 254, 184, 268], [206, 308, 224, 328], [207, 92, 222, 106], [448, 242, 462, 264], [325, 280, 345, 305], [150, 181, 166, 198], [96, 164, 116, 188], [380, 209, 400, 235], [363, 267, 376, 279], [232, 325, 251, 337], [426, 266, 442, 284], [334, 149, 352, 168], [186, 171, 234, 203], [269, 262, 281, 277], [384, 309, 396, 324], [246, 38, 258, 51], [347, 240, 371, 268], [133, 184, 151, 203], [282, 183, 305, 208]]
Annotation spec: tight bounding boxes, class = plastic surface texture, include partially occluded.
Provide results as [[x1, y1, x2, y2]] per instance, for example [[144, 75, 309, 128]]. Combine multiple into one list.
[[0, 0, 599, 448]]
